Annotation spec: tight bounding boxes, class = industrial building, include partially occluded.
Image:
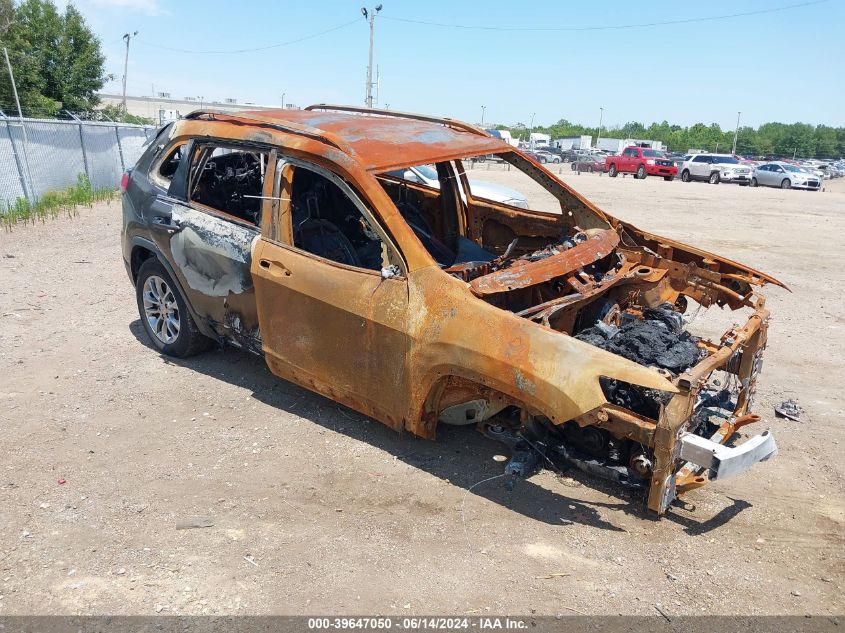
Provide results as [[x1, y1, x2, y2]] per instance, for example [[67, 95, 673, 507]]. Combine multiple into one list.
[[97, 93, 289, 124]]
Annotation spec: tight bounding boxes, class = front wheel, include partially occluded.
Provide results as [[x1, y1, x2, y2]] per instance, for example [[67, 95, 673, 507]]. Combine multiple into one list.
[[751, 177, 758, 187], [136, 258, 211, 357], [608, 164, 618, 177], [636, 165, 647, 179], [781, 178, 791, 189], [681, 169, 691, 182], [663, 175, 674, 181], [709, 171, 721, 184]]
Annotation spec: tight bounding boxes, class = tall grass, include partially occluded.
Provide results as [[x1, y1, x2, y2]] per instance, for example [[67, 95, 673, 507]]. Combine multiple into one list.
[[1, 173, 117, 228]]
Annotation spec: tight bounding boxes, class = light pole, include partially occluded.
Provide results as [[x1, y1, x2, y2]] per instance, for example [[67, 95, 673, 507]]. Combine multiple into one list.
[[529, 112, 536, 147], [361, 5, 383, 108], [732, 111, 741, 155], [281, 92, 285, 109], [481, 105, 486, 126], [597, 107, 604, 149], [121, 31, 138, 112]]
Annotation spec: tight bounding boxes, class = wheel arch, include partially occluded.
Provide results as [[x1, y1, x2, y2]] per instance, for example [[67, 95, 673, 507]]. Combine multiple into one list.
[[130, 237, 217, 341], [413, 372, 537, 440]]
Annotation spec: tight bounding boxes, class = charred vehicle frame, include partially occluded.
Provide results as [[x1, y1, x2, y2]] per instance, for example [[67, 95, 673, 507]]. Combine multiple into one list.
[[121, 104, 783, 516]]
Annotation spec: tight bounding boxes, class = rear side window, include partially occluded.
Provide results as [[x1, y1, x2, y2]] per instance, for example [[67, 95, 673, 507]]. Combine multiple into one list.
[[149, 143, 186, 189]]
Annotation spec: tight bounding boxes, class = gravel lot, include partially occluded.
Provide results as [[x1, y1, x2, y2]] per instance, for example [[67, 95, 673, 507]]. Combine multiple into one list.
[[1, 171, 843, 616]]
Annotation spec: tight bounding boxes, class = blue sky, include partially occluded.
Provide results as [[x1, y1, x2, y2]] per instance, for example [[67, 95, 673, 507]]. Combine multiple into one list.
[[69, 0, 845, 129]]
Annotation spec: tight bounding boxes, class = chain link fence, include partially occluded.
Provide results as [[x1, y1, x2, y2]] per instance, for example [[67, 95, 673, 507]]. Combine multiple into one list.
[[0, 116, 157, 211]]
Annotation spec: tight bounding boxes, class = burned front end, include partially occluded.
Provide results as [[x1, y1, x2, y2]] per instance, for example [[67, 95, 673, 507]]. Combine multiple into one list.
[[453, 223, 779, 515]]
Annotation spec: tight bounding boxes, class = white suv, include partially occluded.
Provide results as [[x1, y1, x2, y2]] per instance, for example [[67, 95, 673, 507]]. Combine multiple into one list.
[[679, 154, 753, 185]]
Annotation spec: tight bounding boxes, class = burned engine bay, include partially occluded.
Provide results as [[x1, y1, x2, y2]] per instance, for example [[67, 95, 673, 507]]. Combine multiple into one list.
[[441, 222, 778, 508]]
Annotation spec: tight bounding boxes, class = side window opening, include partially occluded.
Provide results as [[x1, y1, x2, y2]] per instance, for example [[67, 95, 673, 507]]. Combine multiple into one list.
[[189, 145, 268, 226], [289, 165, 395, 273]]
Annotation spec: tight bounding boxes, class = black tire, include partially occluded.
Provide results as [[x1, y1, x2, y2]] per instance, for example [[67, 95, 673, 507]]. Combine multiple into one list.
[[681, 169, 691, 182], [608, 164, 618, 177], [636, 164, 647, 179], [570, 163, 577, 171], [135, 258, 211, 357], [750, 177, 758, 187], [781, 178, 791, 189], [663, 175, 674, 181], [709, 171, 720, 184]]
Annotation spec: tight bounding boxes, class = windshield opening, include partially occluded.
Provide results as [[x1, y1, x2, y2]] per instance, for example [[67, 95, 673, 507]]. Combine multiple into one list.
[[375, 151, 611, 269]]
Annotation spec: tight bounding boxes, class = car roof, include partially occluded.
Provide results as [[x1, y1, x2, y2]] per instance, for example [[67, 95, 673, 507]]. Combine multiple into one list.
[[217, 106, 510, 172]]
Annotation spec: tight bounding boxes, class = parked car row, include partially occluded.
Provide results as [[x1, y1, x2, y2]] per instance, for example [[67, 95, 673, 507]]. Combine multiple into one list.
[[485, 139, 841, 192]]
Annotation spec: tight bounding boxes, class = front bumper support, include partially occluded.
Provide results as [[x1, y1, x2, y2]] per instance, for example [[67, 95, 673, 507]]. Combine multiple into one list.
[[679, 430, 778, 480]]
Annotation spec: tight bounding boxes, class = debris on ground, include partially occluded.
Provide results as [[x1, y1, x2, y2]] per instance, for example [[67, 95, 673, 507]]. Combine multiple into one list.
[[175, 517, 214, 530], [243, 554, 258, 567], [774, 399, 806, 422]]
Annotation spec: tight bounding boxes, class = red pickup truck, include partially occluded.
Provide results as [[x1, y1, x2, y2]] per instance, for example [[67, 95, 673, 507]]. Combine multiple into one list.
[[606, 146, 678, 180]]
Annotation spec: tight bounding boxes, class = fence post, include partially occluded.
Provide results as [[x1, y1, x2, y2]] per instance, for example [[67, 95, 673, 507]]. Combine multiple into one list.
[[77, 122, 90, 182], [114, 124, 125, 172], [4, 118, 31, 204]]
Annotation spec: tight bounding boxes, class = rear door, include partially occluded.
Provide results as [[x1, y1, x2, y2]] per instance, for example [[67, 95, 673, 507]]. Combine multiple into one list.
[[690, 155, 710, 179], [251, 158, 412, 428], [147, 138, 272, 351]]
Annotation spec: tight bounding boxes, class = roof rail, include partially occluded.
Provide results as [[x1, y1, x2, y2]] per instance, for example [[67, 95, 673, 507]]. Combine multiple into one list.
[[183, 109, 355, 156], [305, 104, 489, 138]]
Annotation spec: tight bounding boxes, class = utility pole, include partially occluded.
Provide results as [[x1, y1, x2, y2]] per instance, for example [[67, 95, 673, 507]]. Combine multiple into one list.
[[732, 110, 741, 155], [281, 92, 285, 109], [596, 107, 604, 149], [121, 31, 138, 112], [481, 105, 486, 126], [361, 5, 382, 108]]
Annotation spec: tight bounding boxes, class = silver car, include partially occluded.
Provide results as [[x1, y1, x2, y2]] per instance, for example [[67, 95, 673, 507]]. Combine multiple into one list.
[[389, 164, 530, 208], [751, 163, 821, 190]]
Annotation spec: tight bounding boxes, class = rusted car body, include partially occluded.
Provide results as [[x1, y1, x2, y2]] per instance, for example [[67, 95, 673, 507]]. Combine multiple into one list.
[[122, 104, 783, 516]]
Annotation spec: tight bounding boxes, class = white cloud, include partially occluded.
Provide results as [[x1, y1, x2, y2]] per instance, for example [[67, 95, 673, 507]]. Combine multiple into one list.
[[87, 0, 169, 17]]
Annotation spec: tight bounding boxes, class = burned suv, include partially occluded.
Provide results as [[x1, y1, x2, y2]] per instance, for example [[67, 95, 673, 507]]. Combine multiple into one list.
[[121, 105, 781, 516]]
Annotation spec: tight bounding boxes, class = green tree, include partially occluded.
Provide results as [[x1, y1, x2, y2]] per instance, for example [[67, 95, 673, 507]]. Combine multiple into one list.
[[0, 0, 106, 116]]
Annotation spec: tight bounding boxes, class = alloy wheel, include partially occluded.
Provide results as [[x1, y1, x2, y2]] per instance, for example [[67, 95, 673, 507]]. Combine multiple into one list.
[[142, 275, 181, 344]]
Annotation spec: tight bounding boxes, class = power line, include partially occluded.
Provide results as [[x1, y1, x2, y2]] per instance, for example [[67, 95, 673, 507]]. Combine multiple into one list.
[[381, 0, 829, 32], [135, 18, 360, 54]]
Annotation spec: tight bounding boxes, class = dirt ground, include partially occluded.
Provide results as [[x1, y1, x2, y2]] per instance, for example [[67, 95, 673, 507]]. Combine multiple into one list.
[[1, 170, 843, 616]]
